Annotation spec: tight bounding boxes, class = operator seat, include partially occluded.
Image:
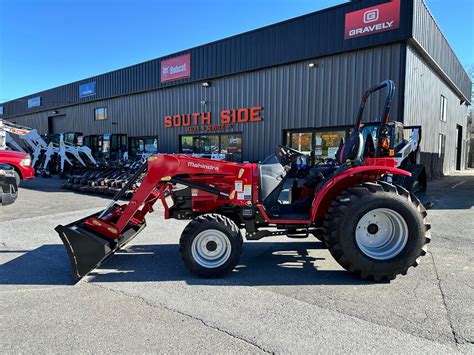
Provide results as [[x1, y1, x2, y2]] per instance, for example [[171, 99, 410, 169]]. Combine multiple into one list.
[[338, 131, 364, 163], [363, 133, 376, 158], [304, 132, 364, 189]]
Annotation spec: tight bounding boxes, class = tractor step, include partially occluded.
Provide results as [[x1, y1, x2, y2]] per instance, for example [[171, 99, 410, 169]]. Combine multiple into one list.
[[55, 210, 146, 282], [286, 227, 310, 238]]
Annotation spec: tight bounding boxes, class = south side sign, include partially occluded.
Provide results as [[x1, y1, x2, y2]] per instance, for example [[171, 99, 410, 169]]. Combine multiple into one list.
[[345, 0, 400, 40], [164, 106, 263, 133]]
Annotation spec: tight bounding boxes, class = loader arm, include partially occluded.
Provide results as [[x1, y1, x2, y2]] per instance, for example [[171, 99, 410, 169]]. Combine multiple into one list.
[[105, 154, 250, 234]]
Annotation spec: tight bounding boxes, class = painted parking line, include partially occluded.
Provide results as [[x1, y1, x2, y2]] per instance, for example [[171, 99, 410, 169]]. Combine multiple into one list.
[[451, 180, 466, 189]]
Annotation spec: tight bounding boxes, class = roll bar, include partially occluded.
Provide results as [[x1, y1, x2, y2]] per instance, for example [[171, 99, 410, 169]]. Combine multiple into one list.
[[354, 80, 395, 131]]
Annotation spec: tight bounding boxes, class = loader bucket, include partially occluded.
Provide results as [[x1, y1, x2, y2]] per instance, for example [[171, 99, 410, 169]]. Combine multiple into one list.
[[55, 211, 146, 282], [56, 161, 149, 282]]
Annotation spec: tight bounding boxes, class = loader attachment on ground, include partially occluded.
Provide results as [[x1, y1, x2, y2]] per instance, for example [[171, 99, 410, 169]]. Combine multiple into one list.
[[55, 210, 146, 282], [55, 162, 149, 282]]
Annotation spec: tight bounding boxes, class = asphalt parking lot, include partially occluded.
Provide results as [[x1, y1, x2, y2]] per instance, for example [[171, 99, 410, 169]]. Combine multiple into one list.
[[1, 172, 473, 353]]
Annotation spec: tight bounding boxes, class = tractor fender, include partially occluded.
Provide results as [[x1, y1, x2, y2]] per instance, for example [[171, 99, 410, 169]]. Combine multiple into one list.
[[311, 165, 411, 221]]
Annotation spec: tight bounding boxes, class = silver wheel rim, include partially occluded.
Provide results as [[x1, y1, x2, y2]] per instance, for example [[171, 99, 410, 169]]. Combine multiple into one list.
[[191, 229, 232, 268], [355, 208, 409, 260]]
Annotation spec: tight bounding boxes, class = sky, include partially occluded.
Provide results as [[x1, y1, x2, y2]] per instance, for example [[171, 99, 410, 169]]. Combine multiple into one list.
[[0, 0, 473, 103]]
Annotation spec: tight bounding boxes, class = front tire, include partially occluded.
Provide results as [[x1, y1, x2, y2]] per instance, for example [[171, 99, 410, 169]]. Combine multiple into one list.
[[180, 214, 243, 278], [323, 181, 431, 282]]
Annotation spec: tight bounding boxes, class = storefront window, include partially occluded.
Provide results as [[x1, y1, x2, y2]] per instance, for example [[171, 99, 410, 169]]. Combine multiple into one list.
[[314, 131, 346, 160], [180, 134, 242, 161], [220, 135, 242, 154], [289, 132, 312, 155], [285, 128, 349, 161], [129, 136, 158, 157]]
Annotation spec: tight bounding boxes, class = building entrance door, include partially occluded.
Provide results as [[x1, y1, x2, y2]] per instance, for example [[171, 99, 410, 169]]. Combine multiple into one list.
[[456, 124, 463, 170]]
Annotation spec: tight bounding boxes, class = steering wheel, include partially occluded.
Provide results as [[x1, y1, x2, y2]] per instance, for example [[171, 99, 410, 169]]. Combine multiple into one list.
[[277, 144, 306, 166], [315, 157, 338, 166]]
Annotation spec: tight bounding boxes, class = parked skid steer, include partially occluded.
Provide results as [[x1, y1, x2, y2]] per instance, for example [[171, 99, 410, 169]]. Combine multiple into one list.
[[56, 80, 431, 282]]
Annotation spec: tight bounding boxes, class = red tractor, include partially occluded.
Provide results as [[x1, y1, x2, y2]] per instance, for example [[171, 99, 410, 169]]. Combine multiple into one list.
[[56, 80, 431, 282]]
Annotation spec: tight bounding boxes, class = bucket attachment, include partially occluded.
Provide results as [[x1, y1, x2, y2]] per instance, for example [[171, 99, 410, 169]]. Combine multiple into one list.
[[55, 210, 146, 282], [56, 161, 149, 282]]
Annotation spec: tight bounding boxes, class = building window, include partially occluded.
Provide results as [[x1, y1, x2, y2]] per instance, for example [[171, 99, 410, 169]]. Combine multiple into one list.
[[0, 106, 3, 115], [289, 132, 313, 155], [180, 133, 242, 161], [95, 107, 107, 121], [285, 128, 349, 162], [440, 95, 447, 122], [129, 136, 158, 158], [313, 131, 346, 160], [438, 133, 446, 157]]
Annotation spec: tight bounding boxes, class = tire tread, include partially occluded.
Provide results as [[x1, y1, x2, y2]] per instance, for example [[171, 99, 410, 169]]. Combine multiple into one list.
[[323, 181, 430, 282]]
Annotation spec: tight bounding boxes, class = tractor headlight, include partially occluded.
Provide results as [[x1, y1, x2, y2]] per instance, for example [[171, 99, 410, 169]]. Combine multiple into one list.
[[20, 155, 32, 167]]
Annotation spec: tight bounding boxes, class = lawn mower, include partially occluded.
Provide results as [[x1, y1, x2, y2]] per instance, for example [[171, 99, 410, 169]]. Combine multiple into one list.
[[56, 80, 431, 283]]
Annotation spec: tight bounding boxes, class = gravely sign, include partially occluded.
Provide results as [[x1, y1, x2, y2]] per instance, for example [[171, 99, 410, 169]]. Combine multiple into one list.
[[164, 106, 263, 133], [344, 0, 400, 40]]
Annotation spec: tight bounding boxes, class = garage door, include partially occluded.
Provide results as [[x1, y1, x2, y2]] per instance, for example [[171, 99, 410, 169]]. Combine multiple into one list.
[[48, 115, 69, 134]]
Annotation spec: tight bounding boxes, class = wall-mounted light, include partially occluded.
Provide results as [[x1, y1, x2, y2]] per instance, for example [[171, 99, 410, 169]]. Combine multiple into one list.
[[111, 122, 118, 125], [52, 110, 59, 114], [200, 100, 207, 105], [202, 82, 211, 87], [308, 62, 316, 68]]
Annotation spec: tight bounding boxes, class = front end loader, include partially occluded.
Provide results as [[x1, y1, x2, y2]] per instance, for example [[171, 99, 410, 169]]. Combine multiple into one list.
[[56, 80, 431, 282]]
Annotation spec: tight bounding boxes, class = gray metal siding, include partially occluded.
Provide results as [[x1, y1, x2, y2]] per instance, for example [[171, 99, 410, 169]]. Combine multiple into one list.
[[1, 0, 411, 119], [411, 0, 471, 102], [11, 44, 404, 162], [404, 45, 469, 176]]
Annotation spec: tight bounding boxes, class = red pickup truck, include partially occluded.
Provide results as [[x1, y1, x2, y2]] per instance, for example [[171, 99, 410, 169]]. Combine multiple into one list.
[[0, 150, 35, 185]]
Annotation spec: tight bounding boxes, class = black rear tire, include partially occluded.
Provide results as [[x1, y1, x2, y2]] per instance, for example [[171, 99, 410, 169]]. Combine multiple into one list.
[[311, 231, 327, 246], [180, 214, 243, 278], [323, 181, 431, 282], [14, 171, 21, 187]]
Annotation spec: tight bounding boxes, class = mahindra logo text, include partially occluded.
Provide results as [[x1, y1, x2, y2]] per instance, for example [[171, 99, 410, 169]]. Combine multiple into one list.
[[187, 162, 219, 171], [349, 21, 394, 37]]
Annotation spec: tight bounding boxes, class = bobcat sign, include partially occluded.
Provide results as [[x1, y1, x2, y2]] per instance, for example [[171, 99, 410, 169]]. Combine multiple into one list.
[[161, 53, 191, 82], [344, 0, 400, 40]]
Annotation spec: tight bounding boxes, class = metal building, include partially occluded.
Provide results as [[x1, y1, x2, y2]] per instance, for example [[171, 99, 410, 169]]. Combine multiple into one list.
[[1, 0, 471, 177]]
